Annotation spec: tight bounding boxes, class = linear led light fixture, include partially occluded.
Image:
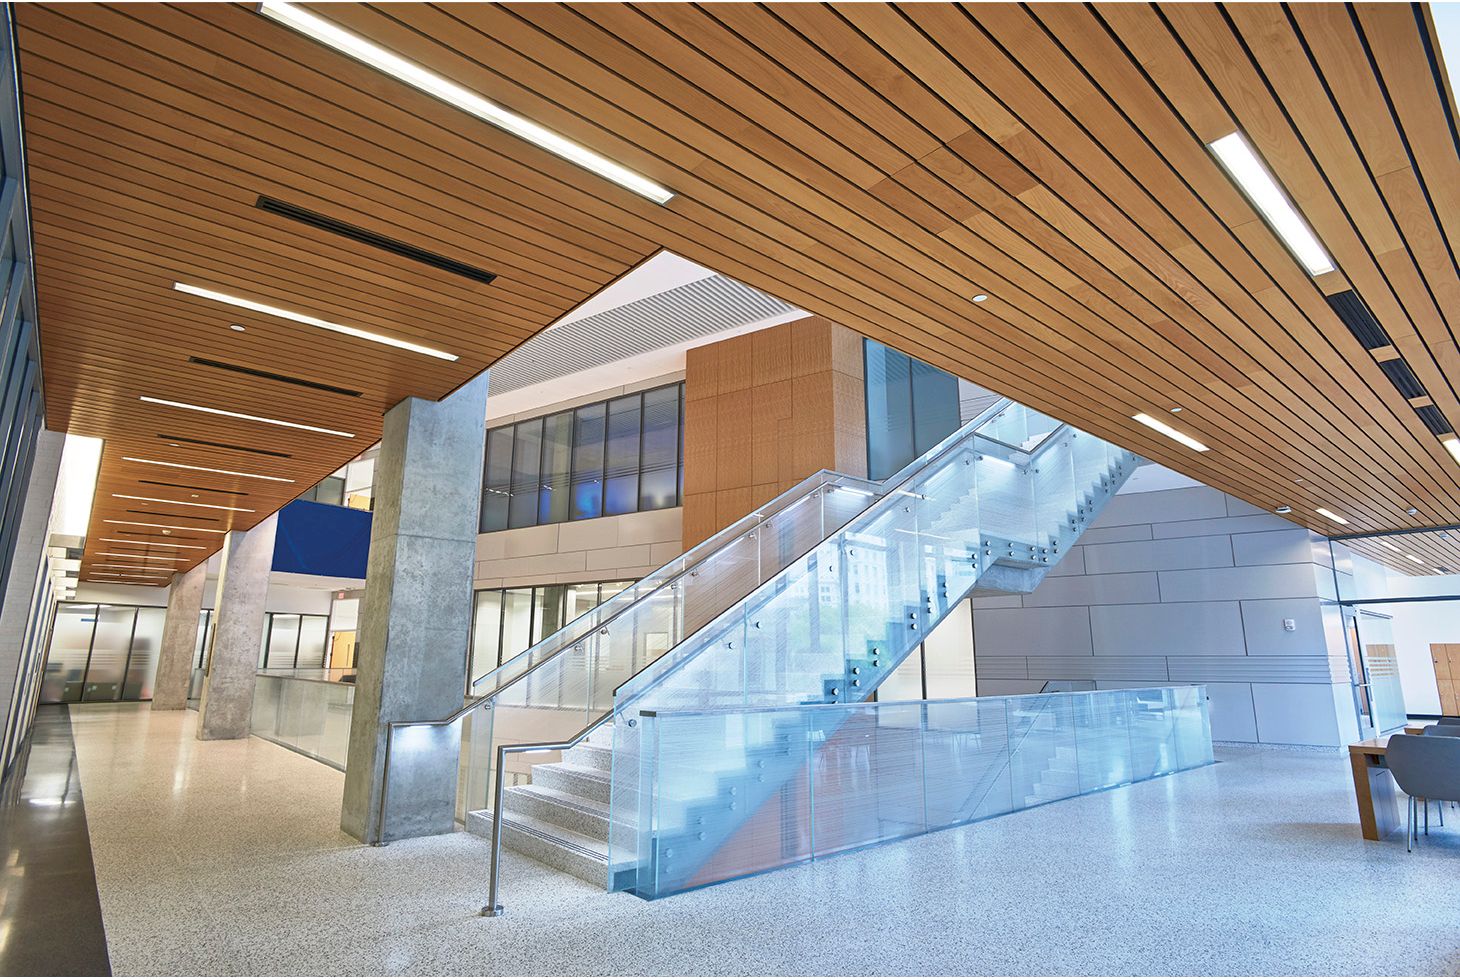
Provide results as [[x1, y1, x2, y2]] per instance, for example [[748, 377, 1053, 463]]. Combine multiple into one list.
[[100, 538, 207, 550], [1315, 507, 1349, 525], [1444, 437, 1460, 466], [92, 563, 174, 572], [112, 493, 255, 513], [140, 396, 354, 438], [1208, 132, 1335, 277], [104, 519, 227, 534], [1380, 540, 1402, 552], [256, 1, 675, 205], [95, 553, 188, 562], [1131, 413, 1209, 452], [1406, 553, 1425, 565], [172, 283, 457, 362], [121, 456, 295, 483]]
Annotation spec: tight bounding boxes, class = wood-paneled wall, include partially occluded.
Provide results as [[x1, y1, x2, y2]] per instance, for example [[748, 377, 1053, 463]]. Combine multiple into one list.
[[682, 316, 866, 548]]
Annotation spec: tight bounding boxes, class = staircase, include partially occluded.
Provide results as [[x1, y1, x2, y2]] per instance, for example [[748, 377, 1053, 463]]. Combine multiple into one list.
[[466, 723, 617, 886], [453, 400, 1140, 893]]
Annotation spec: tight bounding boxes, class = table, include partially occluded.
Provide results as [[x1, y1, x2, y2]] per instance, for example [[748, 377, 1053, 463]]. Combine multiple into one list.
[[1349, 736, 1402, 841]]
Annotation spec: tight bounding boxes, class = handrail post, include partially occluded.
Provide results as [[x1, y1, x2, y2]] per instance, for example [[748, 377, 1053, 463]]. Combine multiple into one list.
[[481, 742, 508, 917]]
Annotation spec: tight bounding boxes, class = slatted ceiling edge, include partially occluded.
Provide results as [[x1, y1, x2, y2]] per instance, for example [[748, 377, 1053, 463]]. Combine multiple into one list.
[[1171, 3, 1456, 419], [528, 7, 1448, 531], [499, 0, 1401, 505], [27, 210, 531, 358], [1051, 5, 1460, 505], [1240, 12, 1460, 441], [1062, 11, 1460, 511], [21, 4, 1460, 576], [876, 11, 1460, 517], [1097, 9, 1460, 499], [1353, 6, 1460, 267], [14, 50, 624, 306]]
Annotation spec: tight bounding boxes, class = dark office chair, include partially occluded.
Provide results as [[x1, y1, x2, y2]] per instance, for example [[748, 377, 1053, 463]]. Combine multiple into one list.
[[1385, 734, 1460, 851]]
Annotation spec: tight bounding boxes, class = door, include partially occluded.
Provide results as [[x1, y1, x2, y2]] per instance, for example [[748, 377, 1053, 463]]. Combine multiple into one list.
[[1347, 609, 1406, 735], [1342, 607, 1374, 739]]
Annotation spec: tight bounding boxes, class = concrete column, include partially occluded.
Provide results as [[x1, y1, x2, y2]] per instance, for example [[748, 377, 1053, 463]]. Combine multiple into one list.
[[341, 373, 487, 843], [0, 430, 63, 754], [196, 514, 276, 741], [151, 562, 209, 710]]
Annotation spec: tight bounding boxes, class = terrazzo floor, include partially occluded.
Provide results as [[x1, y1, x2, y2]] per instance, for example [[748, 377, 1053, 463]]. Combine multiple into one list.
[[69, 703, 1460, 976]]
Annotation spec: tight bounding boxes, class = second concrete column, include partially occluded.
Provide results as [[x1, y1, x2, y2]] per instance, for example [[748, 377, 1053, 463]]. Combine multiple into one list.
[[196, 514, 277, 740]]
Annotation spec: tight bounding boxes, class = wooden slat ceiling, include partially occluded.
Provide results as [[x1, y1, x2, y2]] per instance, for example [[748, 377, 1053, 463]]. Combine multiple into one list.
[[17, 2, 1460, 586]]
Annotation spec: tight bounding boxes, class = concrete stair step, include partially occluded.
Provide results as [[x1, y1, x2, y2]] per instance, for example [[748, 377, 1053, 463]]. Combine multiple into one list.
[[503, 783, 609, 842], [466, 808, 609, 887], [562, 740, 612, 772], [531, 762, 612, 804]]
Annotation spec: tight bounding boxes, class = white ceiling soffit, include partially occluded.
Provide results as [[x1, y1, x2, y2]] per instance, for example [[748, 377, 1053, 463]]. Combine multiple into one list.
[[488, 272, 799, 396]]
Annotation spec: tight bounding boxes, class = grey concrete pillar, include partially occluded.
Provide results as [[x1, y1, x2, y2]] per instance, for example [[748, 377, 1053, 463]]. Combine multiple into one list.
[[151, 562, 209, 711], [341, 373, 487, 843], [0, 430, 63, 754], [196, 514, 276, 741]]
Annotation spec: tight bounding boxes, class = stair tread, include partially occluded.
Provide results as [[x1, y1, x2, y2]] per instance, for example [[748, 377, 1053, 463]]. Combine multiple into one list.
[[538, 761, 611, 782], [509, 782, 610, 817], [485, 808, 610, 862]]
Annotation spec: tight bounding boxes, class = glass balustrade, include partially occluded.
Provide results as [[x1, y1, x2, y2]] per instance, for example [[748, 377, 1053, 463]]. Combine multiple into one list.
[[250, 671, 356, 770], [605, 406, 1137, 888], [629, 686, 1213, 899]]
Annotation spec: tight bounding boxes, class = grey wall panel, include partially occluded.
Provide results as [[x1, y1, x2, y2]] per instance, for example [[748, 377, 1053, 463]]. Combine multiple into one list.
[[1044, 546, 1084, 577], [1166, 655, 1336, 683], [1021, 572, 1160, 608], [1157, 563, 1326, 603], [1023, 655, 1169, 680], [974, 606, 1092, 657], [1089, 601, 1245, 657], [1082, 534, 1234, 574], [974, 656, 1028, 679], [1197, 682, 1258, 741], [1151, 514, 1301, 539], [1224, 496, 1269, 518], [1239, 597, 1327, 658], [975, 679, 1045, 696], [1089, 486, 1227, 528], [1231, 528, 1329, 568], [1250, 682, 1344, 746], [970, 594, 1025, 610], [1075, 524, 1154, 546]]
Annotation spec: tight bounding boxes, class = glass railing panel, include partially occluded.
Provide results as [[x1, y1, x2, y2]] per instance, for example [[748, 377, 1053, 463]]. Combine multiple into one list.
[[629, 687, 1210, 899], [974, 403, 1061, 451], [249, 672, 355, 770], [968, 438, 1035, 549], [809, 702, 928, 857]]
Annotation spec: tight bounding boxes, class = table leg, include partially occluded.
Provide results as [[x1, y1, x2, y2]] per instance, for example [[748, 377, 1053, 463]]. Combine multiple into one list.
[[1350, 752, 1401, 841]]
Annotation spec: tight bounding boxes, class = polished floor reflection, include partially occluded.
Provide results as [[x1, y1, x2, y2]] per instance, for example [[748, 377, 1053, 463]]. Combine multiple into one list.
[[0, 706, 111, 976], [68, 704, 1460, 976]]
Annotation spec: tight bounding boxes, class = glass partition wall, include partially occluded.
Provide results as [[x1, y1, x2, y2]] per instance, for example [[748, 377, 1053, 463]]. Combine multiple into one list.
[[470, 580, 635, 686], [39, 602, 166, 703], [1329, 525, 1460, 732]]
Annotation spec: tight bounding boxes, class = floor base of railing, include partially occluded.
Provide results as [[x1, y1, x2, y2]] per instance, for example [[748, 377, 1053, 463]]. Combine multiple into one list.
[[480, 905, 504, 918]]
